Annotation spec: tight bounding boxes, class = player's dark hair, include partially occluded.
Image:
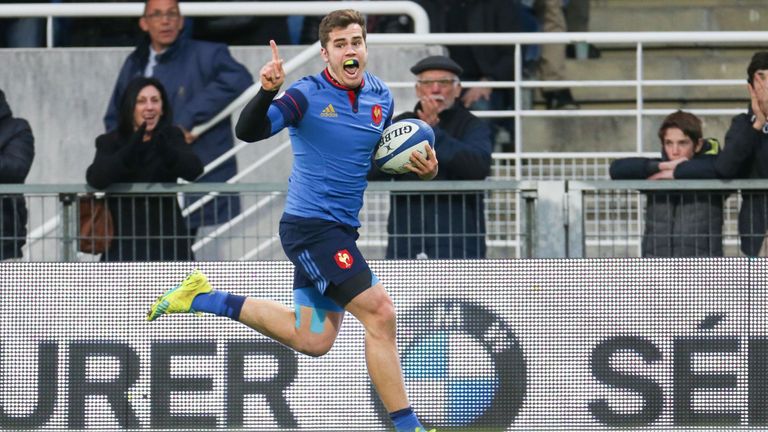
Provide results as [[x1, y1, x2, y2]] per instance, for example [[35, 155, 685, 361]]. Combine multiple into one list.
[[318, 9, 366, 48], [657, 110, 703, 151], [747, 51, 768, 85], [117, 77, 173, 137]]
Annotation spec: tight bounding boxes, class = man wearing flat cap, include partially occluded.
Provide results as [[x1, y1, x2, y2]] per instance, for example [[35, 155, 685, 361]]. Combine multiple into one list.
[[369, 55, 493, 259]]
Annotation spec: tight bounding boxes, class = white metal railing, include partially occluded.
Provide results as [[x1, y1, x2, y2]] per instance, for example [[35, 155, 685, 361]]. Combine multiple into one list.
[[196, 31, 762, 182], [369, 31, 768, 161], [6, 180, 764, 260]]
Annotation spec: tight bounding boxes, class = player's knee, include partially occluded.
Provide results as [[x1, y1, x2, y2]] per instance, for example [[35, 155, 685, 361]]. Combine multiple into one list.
[[296, 334, 335, 357], [366, 295, 397, 339]]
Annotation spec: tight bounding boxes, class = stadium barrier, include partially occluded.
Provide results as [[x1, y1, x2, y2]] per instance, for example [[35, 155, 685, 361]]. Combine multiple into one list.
[[4, 179, 768, 261], [0, 259, 763, 430]]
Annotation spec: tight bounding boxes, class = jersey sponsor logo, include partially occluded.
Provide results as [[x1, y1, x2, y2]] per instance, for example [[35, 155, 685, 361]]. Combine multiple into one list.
[[320, 103, 338, 118], [334, 249, 354, 269], [371, 104, 383, 126]]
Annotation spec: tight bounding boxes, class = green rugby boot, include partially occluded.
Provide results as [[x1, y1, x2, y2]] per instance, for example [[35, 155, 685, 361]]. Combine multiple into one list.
[[147, 270, 212, 321]]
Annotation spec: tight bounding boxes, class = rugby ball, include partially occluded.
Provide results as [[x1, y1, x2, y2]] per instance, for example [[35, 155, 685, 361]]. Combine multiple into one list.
[[374, 119, 435, 175]]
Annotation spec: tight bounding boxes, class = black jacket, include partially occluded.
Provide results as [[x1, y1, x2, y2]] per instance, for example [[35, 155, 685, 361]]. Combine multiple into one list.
[[610, 139, 724, 257], [369, 103, 492, 258], [0, 90, 34, 259], [675, 109, 768, 255], [86, 125, 203, 261]]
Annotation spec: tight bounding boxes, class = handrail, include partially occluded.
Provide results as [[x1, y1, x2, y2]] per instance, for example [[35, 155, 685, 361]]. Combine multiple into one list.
[[200, 31, 761, 182], [0, 1, 430, 47], [11, 179, 768, 260], [3, 181, 531, 194], [13, 178, 768, 196], [369, 31, 768, 45], [7, 178, 768, 194]]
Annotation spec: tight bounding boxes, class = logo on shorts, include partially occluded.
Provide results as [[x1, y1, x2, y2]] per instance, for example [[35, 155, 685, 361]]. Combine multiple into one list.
[[334, 249, 354, 269]]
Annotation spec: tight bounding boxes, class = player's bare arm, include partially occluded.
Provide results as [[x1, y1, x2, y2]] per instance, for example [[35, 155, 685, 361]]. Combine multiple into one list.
[[260, 40, 285, 91]]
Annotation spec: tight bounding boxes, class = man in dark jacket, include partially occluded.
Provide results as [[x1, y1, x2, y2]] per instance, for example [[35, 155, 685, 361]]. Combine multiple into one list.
[[0, 89, 34, 260], [369, 56, 493, 259], [660, 52, 768, 256], [103, 0, 253, 236]]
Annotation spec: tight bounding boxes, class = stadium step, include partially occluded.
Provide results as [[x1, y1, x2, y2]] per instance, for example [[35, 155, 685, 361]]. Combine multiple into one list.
[[590, 0, 768, 33]]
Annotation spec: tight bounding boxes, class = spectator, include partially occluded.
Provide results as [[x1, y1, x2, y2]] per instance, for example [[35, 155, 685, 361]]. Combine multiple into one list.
[[658, 52, 768, 256], [104, 0, 253, 244], [55, 0, 140, 47], [442, 0, 523, 152], [531, 0, 579, 109], [0, 18, 44, 48], [87, 77, 203, 261], [610, 110, 723, 257], [564, 0, 600, 59], [0, 0, 45, 48], [369, 55, 493, 259], [0, 89, 34, 261]]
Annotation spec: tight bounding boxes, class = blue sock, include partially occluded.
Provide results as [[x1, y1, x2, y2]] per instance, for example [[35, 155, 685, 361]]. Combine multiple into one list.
[[390, 406, 424, 432], [190, 291, 245, 320]]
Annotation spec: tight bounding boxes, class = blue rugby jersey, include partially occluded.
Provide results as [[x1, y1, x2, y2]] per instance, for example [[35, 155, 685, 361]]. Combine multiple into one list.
[[266, 69, 393, 227]]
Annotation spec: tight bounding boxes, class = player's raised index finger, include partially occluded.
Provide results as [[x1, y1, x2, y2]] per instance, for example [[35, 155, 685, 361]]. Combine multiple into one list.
[[270, 40, 280, 63]]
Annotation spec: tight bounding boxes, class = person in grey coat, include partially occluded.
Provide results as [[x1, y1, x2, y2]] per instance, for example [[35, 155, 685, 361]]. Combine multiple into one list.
[[610, 111, 724, 257]]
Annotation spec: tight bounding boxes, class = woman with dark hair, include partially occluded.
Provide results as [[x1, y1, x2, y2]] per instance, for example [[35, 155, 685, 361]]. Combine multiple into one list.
[[86, 77, 203, 261]]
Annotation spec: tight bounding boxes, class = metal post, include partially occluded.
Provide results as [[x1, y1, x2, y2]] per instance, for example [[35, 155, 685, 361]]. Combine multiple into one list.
[[59, 193, 77, 262], [522, 190, 537, 258], [566, 183, 584, 257], [535, 181, 567, 258]]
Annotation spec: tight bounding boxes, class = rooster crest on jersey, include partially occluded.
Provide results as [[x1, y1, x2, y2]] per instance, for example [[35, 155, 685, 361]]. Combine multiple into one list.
[[373, 118, 435, 175]]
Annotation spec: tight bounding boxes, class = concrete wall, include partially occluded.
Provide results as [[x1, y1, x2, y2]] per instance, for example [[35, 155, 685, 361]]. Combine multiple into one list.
[[0, 44, 442, 185]]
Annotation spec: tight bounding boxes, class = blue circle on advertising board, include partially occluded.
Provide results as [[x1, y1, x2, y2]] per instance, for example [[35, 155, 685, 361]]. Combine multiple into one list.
[[372, 299, 527, 430]]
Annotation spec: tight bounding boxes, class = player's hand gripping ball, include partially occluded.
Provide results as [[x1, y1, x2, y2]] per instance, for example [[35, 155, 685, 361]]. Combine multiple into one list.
[[374, 119, 435, 175]]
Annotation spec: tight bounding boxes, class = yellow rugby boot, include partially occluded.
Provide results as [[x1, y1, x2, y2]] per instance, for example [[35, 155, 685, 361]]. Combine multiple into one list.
[[147, 270, 212, 321]]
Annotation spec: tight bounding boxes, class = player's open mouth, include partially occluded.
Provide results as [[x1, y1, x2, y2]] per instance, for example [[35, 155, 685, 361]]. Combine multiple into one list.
[[343, 59, 359, 76]]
